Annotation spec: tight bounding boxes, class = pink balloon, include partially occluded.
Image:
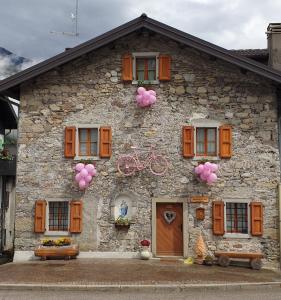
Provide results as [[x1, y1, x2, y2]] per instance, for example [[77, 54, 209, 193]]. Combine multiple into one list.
[[204, 162, 212, 170], [89, 168, 97, 177], [142, 98, 150, 107], [137, 87, 146, 95], [85, 164, 95, 173], [149, 90, 156, 96], [75, 163, 85, 172], [209, 173, 218, 182], [143, 91, 151, 100], [75, 173, 82, 183], [80, 168, 88, 178], [149, 95, 156, 104], [136, 94, 143, 104], [79, 179, 86, 189], [210, 163, 218, 173], [85, 175, 93, 183], [200, 173, 208, 181], [202, 168, 211, 177], [196, 164, 204, 174], [195, 166, 202, 174]]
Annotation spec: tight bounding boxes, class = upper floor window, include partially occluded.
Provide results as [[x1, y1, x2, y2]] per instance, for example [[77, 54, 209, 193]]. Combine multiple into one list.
[[182, 120, 232, 159], [136, 57, 156, 81], [122, 53, 171, 83], [196, 127, 217, 156], [78, 128, 98, 157], [64, 126, 112, 159]]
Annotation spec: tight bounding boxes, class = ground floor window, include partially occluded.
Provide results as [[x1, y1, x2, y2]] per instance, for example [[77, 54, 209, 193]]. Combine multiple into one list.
[[226, 203, 248, 234], [48, 201, 69, 231]]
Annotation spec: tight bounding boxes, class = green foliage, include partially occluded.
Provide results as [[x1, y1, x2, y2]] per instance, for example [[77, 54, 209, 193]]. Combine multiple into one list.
[[115, 216, 130, 226]]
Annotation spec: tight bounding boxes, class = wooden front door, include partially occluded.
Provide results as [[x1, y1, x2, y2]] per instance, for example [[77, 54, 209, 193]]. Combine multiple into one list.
[[156, 203, 183, 256]]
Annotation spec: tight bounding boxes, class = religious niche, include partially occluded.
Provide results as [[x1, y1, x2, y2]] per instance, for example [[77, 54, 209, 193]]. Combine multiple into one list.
[[110, 191, 137, 228]]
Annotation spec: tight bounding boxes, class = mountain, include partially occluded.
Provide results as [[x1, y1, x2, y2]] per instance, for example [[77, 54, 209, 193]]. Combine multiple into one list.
[[0, 47, 31, 80]]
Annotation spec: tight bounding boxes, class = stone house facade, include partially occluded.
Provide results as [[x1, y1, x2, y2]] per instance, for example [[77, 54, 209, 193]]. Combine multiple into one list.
[[0, 15, 281, 267]]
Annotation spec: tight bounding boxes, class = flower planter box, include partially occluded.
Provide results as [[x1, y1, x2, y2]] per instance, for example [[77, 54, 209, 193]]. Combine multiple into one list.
[[114, 224, 130, 230], [34, 244, 79, 260]]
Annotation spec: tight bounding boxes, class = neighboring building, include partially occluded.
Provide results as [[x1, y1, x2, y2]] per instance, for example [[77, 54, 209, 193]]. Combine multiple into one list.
[[0, 96, 17, 260], [0, 15, 281, 267]]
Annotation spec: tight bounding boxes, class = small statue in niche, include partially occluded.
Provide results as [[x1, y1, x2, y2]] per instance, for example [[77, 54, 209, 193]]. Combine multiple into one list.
[[119, 200, 128, 218]]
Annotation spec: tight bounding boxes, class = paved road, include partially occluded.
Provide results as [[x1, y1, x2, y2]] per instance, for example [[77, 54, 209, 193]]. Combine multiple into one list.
[[0, 287, 281, 300]]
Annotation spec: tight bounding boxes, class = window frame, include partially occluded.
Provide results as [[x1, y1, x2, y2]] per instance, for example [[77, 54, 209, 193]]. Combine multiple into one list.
[[132, 52, 159, 85], [74, 124, 100, 160], [191, 119, 221, 160], [223, 199, 250, 239], [196, 127, 217, 157], [45, 200, 70, 236]]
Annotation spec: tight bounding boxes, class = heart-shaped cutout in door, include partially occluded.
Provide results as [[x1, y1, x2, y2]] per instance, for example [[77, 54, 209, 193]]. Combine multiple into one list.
[[163, 211, 176, 224]]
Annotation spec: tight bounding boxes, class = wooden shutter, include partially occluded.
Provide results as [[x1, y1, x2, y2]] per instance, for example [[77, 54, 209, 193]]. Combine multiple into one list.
[[99, 126, 112, 158], [159, 55, 171, 81], [34, 200, 46, 233], [182, 126, 194, 158], [250, 202, 263, 236], [212, 201, 224, 235], [64, 126, 76, 158], [70, 200, 82, 233], [219, 125, 232, 158], [122, 54, 133, 81]]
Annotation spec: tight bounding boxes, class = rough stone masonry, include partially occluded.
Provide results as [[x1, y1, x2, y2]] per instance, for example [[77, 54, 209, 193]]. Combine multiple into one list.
[[16, 30, 280, 268]]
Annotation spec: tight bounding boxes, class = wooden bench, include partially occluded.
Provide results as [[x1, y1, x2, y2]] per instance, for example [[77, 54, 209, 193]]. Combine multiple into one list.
[[34, 244, 79, 260], [214, 251, 264, 270]]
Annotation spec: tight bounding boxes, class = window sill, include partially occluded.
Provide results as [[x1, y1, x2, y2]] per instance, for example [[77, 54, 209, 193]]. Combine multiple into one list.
[[192, 156, 220, 162], [74, 156, 100, 161], [223, 233, 250, 239], [45, 231, 70, 236], [132, 80, 159, 85]]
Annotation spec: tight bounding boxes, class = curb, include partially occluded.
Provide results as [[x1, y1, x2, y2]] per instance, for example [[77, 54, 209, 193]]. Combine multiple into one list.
[[0, 282, 280, 292]]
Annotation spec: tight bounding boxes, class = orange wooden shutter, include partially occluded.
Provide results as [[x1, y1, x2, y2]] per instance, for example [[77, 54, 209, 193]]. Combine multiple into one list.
[[250, 202, 263, 236], [99, 126, 112, 158], [122, 54, 133, 81], [70, 200, 82, 233], [64, 126, 76, 158], [182, 126, 194, 158], [212, 201, 224, 235], [34, 200, 46, 233], [159, 55, 171, 81], [219, 125, 232, 158]]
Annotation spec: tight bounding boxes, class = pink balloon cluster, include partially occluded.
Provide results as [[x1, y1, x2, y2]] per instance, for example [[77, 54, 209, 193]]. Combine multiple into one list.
[[194, 162, 218, 185], [136, 87, 156, 107], [75, 163, 97, 190]]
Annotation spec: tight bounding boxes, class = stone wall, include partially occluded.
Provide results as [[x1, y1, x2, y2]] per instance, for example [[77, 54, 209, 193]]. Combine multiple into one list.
[[16, 31, 280, 267]]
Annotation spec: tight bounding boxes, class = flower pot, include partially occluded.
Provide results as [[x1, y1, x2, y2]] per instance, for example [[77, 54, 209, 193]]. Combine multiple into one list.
[[140, 246, 151, 260]]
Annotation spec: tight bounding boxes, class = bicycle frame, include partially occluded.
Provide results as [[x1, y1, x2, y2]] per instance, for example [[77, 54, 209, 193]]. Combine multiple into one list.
[[130, 146, 157, 171]]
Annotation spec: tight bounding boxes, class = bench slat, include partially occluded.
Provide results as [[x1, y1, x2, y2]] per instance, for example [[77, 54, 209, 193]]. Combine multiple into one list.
[[215, 252, 263, 259]]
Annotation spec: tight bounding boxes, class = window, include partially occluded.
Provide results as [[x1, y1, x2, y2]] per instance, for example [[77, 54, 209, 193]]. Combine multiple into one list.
[[136, 57, 156, 81], [196, 128, 217, 156], [78, 128, 98, 156], [64, 126, 112, 159], [182, 119, 232, 159], [226, 202, 248, 234], [132, 52, 159, 83], [48, 201, 69, 232]]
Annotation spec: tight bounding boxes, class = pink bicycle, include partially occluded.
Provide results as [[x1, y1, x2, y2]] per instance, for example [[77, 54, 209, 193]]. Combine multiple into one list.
[[117, 145, 169, 176]]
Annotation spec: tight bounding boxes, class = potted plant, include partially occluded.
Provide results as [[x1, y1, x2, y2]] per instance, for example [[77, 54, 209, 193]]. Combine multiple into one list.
[[114, 216, 130, 229], [204, 255, 214, 266], [140, 239, 151, 260], [34, 238, 79, 260]]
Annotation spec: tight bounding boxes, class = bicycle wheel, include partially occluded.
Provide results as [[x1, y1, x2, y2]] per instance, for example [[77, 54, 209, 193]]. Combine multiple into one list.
[[149, 155, 168, 176], [117, 155, 136, 176]]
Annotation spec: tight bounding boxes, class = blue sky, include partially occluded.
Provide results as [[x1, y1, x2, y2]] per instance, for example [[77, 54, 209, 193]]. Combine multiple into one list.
[[1, 0, 281, 61]]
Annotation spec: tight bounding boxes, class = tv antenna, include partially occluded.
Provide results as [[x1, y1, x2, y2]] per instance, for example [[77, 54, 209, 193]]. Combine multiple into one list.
[[50, 0, 79, 37]]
